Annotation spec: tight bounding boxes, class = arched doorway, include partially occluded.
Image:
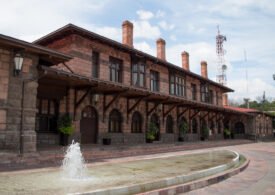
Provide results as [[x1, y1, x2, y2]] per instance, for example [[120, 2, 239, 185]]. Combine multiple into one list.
[[234, 122, 245, 134], [80, 106, 98, 144], [150, 114, 160, 141]]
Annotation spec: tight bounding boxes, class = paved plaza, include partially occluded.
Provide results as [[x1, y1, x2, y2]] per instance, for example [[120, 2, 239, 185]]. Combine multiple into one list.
[[186, 141, 275, 195]]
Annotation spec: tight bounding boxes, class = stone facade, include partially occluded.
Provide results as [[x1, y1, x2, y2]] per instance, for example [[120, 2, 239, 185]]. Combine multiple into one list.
[[0, 47, 38, 152]]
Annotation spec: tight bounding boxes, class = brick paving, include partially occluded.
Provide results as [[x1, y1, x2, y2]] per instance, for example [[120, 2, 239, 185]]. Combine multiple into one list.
[[185, 141, 275, 195]]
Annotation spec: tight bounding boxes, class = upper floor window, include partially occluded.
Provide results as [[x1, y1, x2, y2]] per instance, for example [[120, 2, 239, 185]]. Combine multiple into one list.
[[216, 91, 219, 105], [109, 57, 122, 83], [201, 83, 209, 103], [92, 51, 99, 78], [209, 90, 214, 104], [170, 74, 185, 97], [150, 70, 159, 92], [191, 84, 197, 100], [132, 58, 145, 87]]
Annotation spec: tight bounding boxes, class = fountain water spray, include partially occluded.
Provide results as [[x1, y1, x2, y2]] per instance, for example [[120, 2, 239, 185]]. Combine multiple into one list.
[[62, 140, 87, 179]]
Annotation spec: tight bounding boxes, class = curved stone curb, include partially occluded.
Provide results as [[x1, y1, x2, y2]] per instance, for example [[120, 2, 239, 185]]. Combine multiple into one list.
[[140, 157, 250, 195], [75, 151, 241, 195]]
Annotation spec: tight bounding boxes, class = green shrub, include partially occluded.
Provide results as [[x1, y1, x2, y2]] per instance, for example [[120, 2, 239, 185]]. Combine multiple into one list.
[[179, 121, 188, 138], [224, 128, 231, 136], [58, 114, 74, 135], [146, 122, 159, 141]]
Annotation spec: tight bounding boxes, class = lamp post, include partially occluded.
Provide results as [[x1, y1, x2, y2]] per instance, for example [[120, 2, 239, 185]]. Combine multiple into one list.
[[273, 74, 275, 80]]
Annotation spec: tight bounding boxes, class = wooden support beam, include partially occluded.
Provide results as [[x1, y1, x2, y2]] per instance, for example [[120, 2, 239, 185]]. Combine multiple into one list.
[[189, 109, 200, 120], [75, 87, 92, 108], [103, 89, 128, 122], [163, 105, 177, 118], [62, 62, 74, 74], [200, 111, 209, 120], [73, 88, 77, 120], [146, 98, 169, 117], [209, 112, 217, 121], [217, 114, 224, 121], [177, 107, 189, 120], [127, 95, 149, 114]]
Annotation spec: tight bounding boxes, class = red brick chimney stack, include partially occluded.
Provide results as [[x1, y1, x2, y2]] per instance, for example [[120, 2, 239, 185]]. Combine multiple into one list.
[[181, 51, 189, 71], [201, 61, 208, 78], [122, 20, 133, 47], [222, 94, 228, 106], [156, 38, 166, 61]]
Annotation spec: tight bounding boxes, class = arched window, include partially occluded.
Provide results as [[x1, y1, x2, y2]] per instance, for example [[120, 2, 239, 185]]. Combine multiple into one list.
[[131, 111, 142, 133], [109, 109, 122, 133], [166, 115, 174, 133], [192, 118, 198, 134], [234, 122, 245, 134]]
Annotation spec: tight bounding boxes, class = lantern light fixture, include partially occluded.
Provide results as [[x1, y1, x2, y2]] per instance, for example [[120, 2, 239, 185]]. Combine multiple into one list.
[[14, 53, 24, 76]]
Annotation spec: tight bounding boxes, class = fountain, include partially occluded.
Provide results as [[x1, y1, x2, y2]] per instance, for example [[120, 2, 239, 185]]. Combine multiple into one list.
[[61, 140, 87, 179], [0, 149, 245, 195]]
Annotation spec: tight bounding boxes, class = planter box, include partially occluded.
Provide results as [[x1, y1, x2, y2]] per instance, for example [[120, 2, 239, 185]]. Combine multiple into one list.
[[60, 134, 69, 146], [102, 138, 111, 145]]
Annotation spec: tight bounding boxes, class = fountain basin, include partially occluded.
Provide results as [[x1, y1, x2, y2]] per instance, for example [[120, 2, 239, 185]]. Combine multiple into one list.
[[0, 150, 242, 195]]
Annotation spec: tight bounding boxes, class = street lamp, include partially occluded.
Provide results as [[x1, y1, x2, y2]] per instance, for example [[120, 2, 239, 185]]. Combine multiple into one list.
[[14, 53, 24, 76], [273, 74, 275, 80]]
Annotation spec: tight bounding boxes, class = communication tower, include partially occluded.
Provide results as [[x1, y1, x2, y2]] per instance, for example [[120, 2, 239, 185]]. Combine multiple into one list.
[[216, 26, 227, 86]]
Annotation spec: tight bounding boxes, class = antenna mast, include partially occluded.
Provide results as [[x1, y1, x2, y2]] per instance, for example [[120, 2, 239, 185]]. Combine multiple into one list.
[[216, 25, 227, 86]]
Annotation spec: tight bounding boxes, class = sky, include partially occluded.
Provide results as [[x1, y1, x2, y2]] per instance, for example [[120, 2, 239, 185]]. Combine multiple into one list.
[[1, 0, 275, 103]]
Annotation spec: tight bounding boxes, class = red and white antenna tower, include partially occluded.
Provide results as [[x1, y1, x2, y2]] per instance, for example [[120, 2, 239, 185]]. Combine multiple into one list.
[[216, 25, 227, 86]]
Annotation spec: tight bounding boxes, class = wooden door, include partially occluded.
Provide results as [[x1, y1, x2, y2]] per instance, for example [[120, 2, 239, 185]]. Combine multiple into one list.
[[80, 106, 98, 144]]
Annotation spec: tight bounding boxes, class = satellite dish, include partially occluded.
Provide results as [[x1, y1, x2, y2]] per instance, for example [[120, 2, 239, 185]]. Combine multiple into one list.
[[222, 64, 227, 70]]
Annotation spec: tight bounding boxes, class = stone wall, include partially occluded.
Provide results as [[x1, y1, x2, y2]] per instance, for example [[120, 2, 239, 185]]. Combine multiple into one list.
[[0, 46, 38, 152]]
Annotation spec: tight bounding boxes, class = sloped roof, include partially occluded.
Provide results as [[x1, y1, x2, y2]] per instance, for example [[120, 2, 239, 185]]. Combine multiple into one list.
[[33, 23, 234, 92], [0, 34, 72, 65]]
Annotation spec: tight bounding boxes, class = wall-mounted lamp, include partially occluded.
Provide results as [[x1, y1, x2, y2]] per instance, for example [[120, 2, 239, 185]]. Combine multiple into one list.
[[14, 53, 24, 76]]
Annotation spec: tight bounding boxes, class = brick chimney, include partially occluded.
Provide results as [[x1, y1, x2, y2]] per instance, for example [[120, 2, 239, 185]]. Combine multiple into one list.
[[201, 61, 208, 78], [156, 38, 166, 61], [122, 20, 133, 47], [222, 94, 228, 106], [181, 51, 189, 71]]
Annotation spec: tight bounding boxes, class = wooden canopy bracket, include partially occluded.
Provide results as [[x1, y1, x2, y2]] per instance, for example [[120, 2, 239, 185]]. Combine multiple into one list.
[[200, 111, 209, 120], [103, 89, 128, 122], [146, 98, 169, 117], [189, 109, 200, 120], [177, 107, 189, 120], [209, 112, 217, 121], [163, 105, 177, 118], [127, 95, 150, 115], [217, 114, 224, 121], [75, 87, 93, 108], [62, 62, 74, 74]]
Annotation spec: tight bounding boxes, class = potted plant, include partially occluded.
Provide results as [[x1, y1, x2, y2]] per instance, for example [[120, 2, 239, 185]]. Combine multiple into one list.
[[146, 122, 158, 143], [201, 126, 209, 141], [102, 134, 111, 145], [223, 128, 231, 139], [58, 114, 74, 146], [178, 121, 188, 142]]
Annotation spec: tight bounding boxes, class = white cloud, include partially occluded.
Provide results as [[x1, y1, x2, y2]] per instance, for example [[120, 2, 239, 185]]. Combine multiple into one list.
[[135, 41, 155, 56], [0, 0, 109, 41], [158, 21, 175, 31], [228, 78, 275, 102], [136, 10, 154, 20], [156, 10, 165, 18], [166, 42, 217, 75], [133, 20, 161, 40]]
